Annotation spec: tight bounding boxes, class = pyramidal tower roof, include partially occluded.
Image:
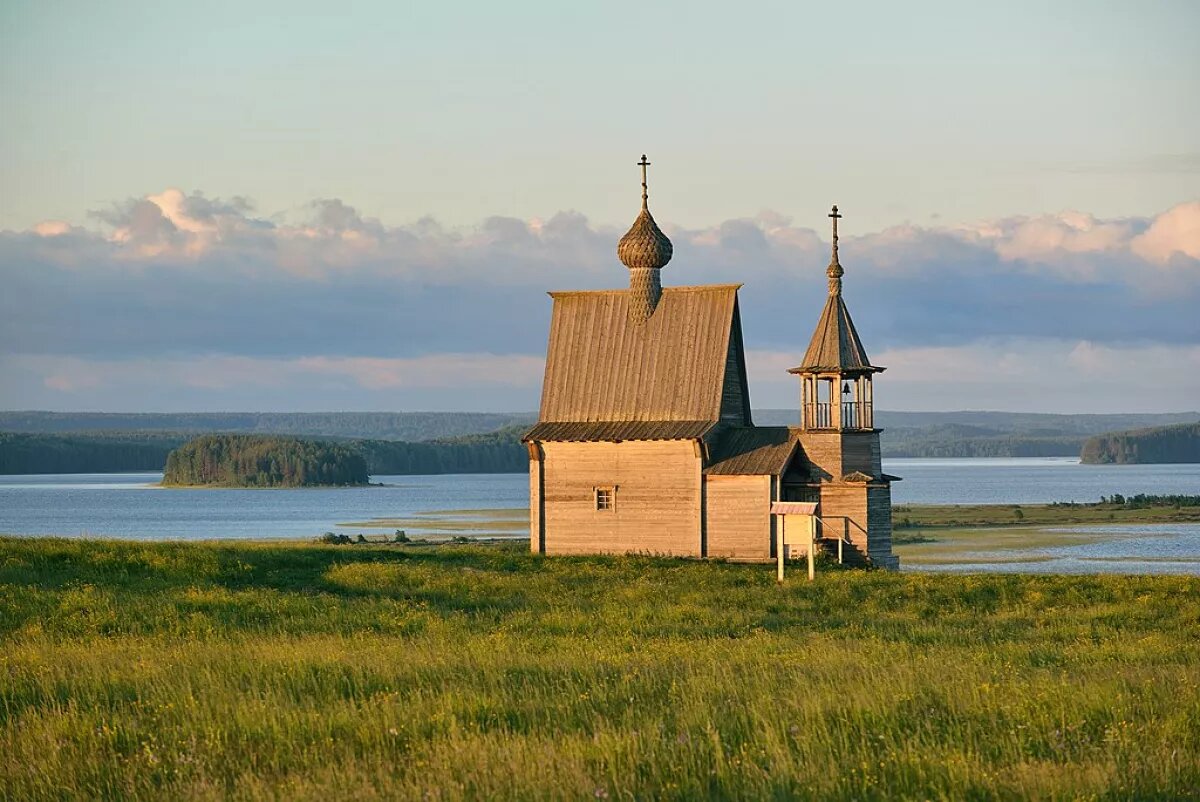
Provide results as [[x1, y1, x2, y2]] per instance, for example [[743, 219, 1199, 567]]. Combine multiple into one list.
[[790, 206, 883, 375]]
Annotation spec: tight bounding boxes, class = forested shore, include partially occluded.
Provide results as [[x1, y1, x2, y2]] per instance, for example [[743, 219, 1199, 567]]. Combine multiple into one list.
[[1081, 421, 1200, 464], [0, 432, 186, 474], [3, 411, 1198, 475], [0, 430, 526, 476]]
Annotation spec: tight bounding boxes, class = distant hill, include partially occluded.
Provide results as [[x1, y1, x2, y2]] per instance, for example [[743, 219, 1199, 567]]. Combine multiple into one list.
[[4, 410, 1199, 473], [756, 410, 1200, 458], [4, 410, 1196, 446], [0, 411, 533, 442], [1080, 421, 1200, 464]]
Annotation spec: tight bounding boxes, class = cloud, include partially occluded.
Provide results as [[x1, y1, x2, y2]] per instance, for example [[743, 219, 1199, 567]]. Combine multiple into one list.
[[745, 339, 1200, 414], [0, 353, 547, 412], [1131, 201, 1200, 265], [1, 189, 1197, 411], [32, 221, 73, 237], [6, 339, 1197, 415], [20, 353, 544, 392]]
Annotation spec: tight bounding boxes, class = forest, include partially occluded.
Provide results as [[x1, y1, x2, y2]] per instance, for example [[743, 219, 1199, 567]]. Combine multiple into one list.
[[0, 432, 185, 474], [0, 430, 525, 476], [353, 426, 527, 474], [1081, 421, 1200, 464], [161, 435, 369, 487]]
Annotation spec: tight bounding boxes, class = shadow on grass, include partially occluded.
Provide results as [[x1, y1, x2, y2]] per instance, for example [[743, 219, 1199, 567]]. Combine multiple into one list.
[[0, 536, 527, 589], [3, 536, 1191, 647]]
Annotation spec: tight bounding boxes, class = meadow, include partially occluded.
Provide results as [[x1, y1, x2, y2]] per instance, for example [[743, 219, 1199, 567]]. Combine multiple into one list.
[[1, 537, 1197, 800]]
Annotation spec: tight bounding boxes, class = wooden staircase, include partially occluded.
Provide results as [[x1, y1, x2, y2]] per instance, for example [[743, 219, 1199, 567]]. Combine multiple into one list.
[[815, 536, 870, 567]]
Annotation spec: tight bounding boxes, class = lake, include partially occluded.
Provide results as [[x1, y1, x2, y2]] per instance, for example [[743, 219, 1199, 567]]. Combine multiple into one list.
[[1, 458, 1197, 573]]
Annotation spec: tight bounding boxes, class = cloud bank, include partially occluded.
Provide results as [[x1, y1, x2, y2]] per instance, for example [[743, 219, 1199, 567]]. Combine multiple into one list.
[[2, 189, 1198, 412]]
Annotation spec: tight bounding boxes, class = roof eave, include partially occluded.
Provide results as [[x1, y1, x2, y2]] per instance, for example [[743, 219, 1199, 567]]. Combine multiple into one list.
[[786, 364, 885, 375]]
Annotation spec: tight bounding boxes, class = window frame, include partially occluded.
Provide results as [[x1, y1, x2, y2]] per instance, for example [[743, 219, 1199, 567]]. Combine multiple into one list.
[[594, 486, 616, 512]]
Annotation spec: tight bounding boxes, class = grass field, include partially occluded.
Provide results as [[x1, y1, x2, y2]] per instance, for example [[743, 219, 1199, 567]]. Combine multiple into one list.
[[895, 503, 1200, 529], [1, 537, 1198, 800]]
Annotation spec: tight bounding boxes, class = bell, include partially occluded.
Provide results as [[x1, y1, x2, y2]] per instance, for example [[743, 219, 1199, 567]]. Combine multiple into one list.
[[842, 382, 851, 396]]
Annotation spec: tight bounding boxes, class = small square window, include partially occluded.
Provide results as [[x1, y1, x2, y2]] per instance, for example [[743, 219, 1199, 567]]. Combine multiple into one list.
[[595, 487, 614, 511]]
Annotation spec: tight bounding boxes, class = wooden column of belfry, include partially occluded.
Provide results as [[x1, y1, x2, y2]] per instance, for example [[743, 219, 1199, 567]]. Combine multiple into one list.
[[523, 157, 899, 571]]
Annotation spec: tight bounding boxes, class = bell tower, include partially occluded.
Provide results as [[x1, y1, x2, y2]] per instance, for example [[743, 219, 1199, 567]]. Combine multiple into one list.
[[789, 206, 898, 568], [791, 205, 883, 433]]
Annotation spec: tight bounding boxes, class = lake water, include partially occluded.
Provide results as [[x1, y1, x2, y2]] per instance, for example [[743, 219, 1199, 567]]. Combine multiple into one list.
[[1, 458, 1197, 574], [914, 524, 1200, 576]]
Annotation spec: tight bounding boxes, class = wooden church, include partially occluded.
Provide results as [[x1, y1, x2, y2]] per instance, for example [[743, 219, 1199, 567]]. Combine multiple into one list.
[[523, 157, 899, 569]]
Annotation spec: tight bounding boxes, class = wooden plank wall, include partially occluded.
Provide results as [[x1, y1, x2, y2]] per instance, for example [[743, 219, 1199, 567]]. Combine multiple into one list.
[[705, 475, 771, 560], [528, 444, 545, 553], [817, 483, 870, 552], [840, 431, 883, 477], [796, 431, 843, 480], [796, 430, 883, 480], [866, 485, 896, 566], [541, 440, 702, 556]]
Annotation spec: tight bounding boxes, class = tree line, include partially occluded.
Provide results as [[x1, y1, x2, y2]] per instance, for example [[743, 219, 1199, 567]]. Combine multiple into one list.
[[0, 429, 527, 476], [1080, 422, 1200, 464], [0, 432, 185, 474]]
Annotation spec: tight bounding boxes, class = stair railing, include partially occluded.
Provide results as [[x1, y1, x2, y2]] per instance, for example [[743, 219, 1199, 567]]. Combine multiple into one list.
[[812, 515, 858, 565]]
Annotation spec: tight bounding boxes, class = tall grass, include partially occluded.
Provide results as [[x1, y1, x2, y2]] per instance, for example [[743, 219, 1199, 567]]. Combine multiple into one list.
[[1, 537, 1197, 800]]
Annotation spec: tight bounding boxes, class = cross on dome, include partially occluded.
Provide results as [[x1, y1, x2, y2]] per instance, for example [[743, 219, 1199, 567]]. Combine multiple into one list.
[[638, 154, 650, 207]]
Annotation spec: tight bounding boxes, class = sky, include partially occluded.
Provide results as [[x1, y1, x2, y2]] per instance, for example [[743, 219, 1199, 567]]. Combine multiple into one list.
[[1, 0, 1198, 414]]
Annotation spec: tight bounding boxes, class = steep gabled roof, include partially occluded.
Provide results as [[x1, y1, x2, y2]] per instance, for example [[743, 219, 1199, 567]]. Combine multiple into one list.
[[704, 426, 799, 475], [536, 284, 748, 425], [791, 294, 880, 375]]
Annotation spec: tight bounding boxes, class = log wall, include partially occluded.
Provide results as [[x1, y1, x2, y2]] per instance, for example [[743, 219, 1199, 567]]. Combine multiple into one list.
[[539, 440, 702, 556], [796, 430, 882, 480], [816, 482, 870, 553], [705, 474, 771, 560], [866, 485, 898, 567]]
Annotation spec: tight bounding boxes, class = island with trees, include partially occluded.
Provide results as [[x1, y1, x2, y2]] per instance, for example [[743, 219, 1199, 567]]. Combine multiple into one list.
[[161, 435, 369, 487]]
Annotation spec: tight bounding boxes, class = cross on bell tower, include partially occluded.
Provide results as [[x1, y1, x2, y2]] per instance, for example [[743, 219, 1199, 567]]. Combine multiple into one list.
[[827, 205, 845, 296]]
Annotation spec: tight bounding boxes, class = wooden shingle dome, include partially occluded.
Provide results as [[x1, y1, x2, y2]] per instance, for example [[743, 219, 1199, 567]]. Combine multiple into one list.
[[619, 155, 673, 322], [617, 206, 673, 271]]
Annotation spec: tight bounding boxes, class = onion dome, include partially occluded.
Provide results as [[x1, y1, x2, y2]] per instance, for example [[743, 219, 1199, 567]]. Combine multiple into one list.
[[618, 155, 673, 271], [620, 155, 672, 322]]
